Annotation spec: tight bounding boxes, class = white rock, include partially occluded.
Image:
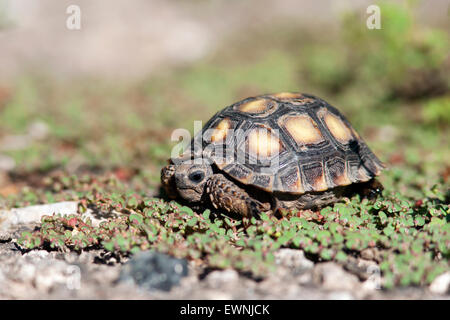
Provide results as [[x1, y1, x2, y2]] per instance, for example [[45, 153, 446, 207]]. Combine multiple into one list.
[[0, 201, 112, 234], [429, 272, 450, 295], [0, 201, 78, 228], [361, 277, 382, 291], [274, 248, 314, 271], [313, 262, 359, 291], [205, 269, 239, 288], [23, 250, 50, 260]]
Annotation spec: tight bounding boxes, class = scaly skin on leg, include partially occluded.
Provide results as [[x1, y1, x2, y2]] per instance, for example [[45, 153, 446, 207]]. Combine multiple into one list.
[[206, 174, 270, 218], [161, 164, 178, 199]]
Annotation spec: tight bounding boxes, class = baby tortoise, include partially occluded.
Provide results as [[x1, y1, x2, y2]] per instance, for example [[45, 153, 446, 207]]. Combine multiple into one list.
[[161, 92, 384, 218]]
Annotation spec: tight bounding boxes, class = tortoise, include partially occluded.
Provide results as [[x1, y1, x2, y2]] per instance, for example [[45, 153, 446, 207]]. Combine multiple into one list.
[[161, 92, 384, 218]]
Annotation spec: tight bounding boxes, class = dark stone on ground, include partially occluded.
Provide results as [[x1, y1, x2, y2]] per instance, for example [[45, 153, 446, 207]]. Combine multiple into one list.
[[119, 251, 188, 292]]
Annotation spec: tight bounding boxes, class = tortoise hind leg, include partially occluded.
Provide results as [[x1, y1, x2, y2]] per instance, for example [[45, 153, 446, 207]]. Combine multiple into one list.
[[206, 174, 271, 218], [275, 190, 342, 212], [275, 178, 383, 213], [350, 178, 384, 200]]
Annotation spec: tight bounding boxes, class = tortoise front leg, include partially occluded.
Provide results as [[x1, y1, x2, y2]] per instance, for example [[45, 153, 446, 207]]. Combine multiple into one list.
[[160, 164, 178, 199], [205, 174, 270, 218]]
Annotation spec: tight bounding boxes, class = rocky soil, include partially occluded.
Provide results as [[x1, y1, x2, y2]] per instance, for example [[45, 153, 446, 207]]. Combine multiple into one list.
[[0, 202, 448, 300]]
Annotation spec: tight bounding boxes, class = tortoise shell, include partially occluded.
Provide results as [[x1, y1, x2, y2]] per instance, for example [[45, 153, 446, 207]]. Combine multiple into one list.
[[182, 92, 384, 195]]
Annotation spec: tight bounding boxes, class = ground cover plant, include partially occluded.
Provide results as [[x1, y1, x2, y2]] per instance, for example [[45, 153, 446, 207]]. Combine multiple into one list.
[[0, 1, 448, 292]]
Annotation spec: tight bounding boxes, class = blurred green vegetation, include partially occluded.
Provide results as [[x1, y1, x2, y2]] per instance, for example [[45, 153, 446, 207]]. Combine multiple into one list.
[[305, 1, 449, 101], [1, 1, 449, 290]]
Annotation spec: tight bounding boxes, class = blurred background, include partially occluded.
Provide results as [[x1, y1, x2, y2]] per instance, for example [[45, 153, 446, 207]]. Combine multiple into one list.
[[0, 0, 448, 206]]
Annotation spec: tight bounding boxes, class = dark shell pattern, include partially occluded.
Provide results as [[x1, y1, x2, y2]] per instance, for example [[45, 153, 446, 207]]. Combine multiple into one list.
[[183, 92, 384, 195]]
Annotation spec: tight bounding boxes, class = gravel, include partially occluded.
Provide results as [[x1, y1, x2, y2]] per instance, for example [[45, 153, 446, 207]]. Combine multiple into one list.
[[0, 203, 448, 299]]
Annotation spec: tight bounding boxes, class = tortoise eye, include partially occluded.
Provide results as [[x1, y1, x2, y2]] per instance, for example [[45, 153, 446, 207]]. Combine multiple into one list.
[[188, 171, 205, 183]]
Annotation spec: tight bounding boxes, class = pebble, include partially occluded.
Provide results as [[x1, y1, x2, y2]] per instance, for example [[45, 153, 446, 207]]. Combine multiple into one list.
[[313, 262, 359, 291], [274, 248, 314, 273], [0, 201, 110, 235], [0, 202, 79, 230], [23, 250, 50, 260], [204, 269, 239, 289], [119, 251, 188, 292], [429, 272, 450, 295]]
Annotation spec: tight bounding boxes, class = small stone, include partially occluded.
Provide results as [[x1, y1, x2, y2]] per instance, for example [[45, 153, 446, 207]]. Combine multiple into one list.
[[205, 269, 239, 288], [313, 262, 359, 291], [0, 201, 79, 231], [360, 248, 375, 260], [274, 248, 314, 273], [429, 272, 450, 295], [0, 231, 11, 241], [119, 251, 188, 292], [0, 201, 108, 233], [361, 277, 382, 291], [23, 250, 49, 261], [344, 257, 380, 281]]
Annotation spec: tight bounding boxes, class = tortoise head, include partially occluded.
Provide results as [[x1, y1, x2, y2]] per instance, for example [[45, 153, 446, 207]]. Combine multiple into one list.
[[161, 160, 213, 203]]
